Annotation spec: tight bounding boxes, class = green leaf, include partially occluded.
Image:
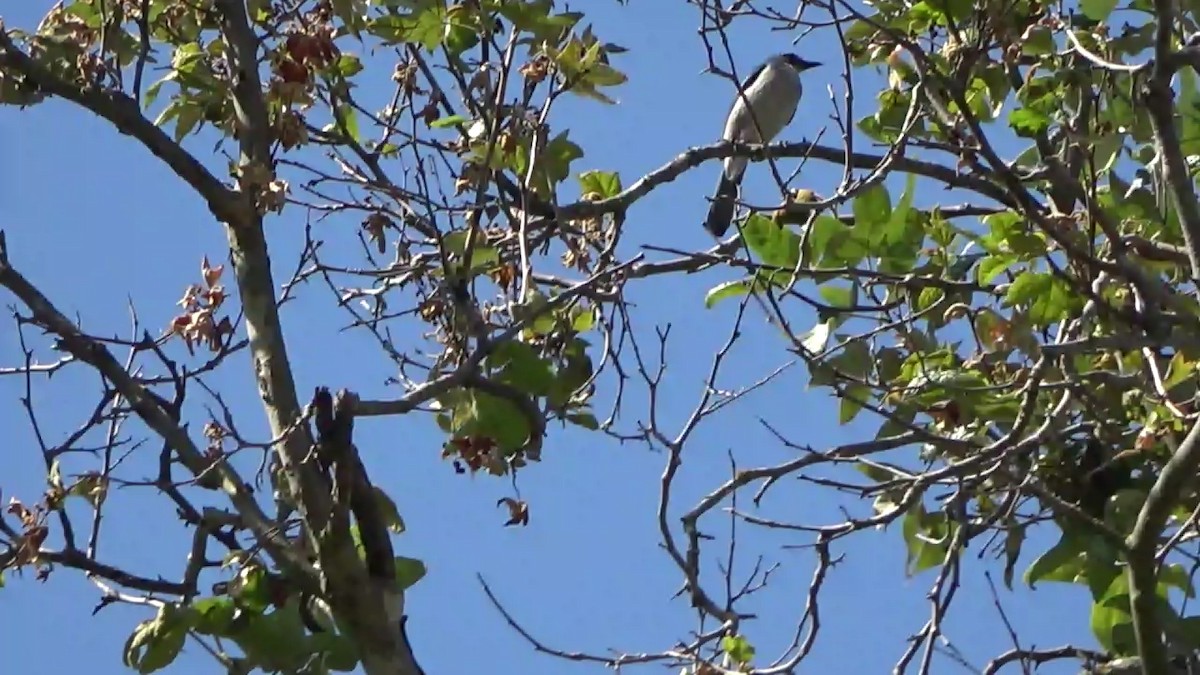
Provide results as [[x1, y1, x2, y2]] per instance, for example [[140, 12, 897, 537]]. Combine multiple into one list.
[[901, 503, 951, 576], [1080, 0, 1119, 21], [335, 54, 364, 77], [430, 114, 466, 129], [1021, 25, 1056, 56], [496, 0, 580, 41], [1004, 271, 1052, 307], [1090, 599, 1133, 654], [721, 635, 756, 665], [138, 621, 186, 674], [310, 631, 361, 671], [1008, 107, 1051, 137], [1161, 563, 1196, 598], [839, 384, 870, 424], [742, 214, 801, 268], [1179, 68, 1200, 156], [577, 170, 622, 198], [369, 1, 445, 50], [883, 173, 916, 247], [489, 341, 556, 397], [173, 101, 204, 142], [371, 486, 406, 534], [234, 566, 272, 613], [446, 389, 531, 451], [852, 183, 892, 247], [805, 214, 848, 263], [334, 104, 360, 142], [394, 556, 427, 590], [1024, 533, 1086, 588], [230, 607, 310, 672], [331, 0, 366, 36], [1002, 522, 1025, 589], [571, 306, 597, 332], [124, 605, 188, 674], [1090, 575, 1139, 656], [705, 278, 752, 308], [443, 8, 480, 56], [539, 131, 584, 188], [565, 411, 599, 429], [191, 597, 237, 637], [548, 339, 593, 408], [442, 230, 500, 274], [976, 254, 1016, 284]]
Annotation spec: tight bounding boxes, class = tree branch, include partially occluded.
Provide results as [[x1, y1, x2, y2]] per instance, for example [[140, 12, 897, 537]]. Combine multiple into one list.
[[0, 231, 300, 572], [555, 139, 1016, 220]]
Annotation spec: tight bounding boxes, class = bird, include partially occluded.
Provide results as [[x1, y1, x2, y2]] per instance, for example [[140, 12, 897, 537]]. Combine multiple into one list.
[[703, 53, 820, 238]]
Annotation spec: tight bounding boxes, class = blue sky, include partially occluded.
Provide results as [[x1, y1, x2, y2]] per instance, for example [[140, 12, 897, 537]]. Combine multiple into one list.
[[1, 1, 1102, 673]]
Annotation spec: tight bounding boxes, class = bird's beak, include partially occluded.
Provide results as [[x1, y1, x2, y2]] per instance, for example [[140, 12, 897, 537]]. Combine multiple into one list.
[[797, 59, 822, 71]]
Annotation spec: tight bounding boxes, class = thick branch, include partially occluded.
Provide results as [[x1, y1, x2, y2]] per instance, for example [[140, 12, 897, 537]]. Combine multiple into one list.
[[1144, 2, 1200, 280], [555, 139, 1016, 220], [1127, 421, 1200, 674]]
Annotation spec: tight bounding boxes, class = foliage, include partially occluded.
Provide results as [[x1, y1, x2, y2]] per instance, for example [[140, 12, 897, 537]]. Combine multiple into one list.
[[6, 0, 1200, 673]]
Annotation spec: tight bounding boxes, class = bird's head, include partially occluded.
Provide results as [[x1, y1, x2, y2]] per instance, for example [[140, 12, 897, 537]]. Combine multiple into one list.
[[780, 53, 821, 72]]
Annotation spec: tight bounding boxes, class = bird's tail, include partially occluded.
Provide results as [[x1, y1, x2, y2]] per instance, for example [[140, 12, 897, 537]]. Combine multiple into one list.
[[703, 173, 740, 237]]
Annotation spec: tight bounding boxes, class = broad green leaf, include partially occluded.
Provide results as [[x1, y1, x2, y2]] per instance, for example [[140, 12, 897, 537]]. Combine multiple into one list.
[[394, 556, 427, 590], [901, 504, 951, 576], [839, 384, 870, 424], [442, 230, 500, 274], [883, 173, 916, 247], [1180, 68, 1200, 156], [1004, 271, 1052, 307], [173, 101, 204, 141], [571, 306, 597, 332], [1008, 107, 1051, 137], [548, 339, 593, 408], [1021, 26, 1055, 56], [489, 341, 556, 397], [137, 621, 186, 674], [566, 411, 599, 429], [721, 635, 756, 665], [430, 114, 467, 129], [191, 597, 237, 636], [494, 0, 581, 41], [231, 607, 310, 672], [1161, 563, 1196, 598], [371, 486, 406, 534], [577, 170, 622, 198], [705, 278, 753, 308], [852, 183, 891, 247], [742, 214, 801, 268], [335, 54, 363, 77], [333, 104, 360, 142], [124, 605, 187, 674], [447, 389, 531, 450], [976, 254, 1016, 284], [369, 1, 445, 50], [1024, 533, 1086, 588], [1080, 0, 1118, 21], [1090, 599, 1133, 654]]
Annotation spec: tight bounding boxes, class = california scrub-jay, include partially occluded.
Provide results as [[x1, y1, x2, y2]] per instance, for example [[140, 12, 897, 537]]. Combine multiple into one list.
[[703, 53, 820, 237]]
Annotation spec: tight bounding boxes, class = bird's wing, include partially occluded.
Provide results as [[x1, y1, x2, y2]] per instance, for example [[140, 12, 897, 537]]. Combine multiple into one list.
[[722, 61, 771, 143]]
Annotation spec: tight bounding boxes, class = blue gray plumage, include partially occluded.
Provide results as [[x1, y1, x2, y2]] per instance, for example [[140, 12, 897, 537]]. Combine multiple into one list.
[[704, 53, 820, 237]]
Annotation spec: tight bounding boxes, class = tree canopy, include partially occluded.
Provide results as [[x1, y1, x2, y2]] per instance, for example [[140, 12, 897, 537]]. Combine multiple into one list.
[[5, 0, 1200, 673]]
